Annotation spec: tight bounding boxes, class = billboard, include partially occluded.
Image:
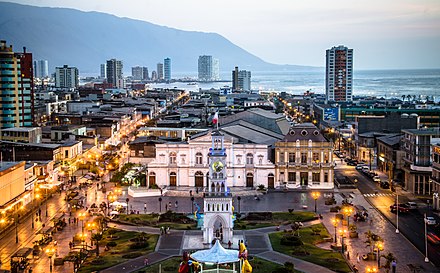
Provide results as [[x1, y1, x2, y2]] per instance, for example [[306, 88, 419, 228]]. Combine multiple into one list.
[[323, 108, 339, 121]]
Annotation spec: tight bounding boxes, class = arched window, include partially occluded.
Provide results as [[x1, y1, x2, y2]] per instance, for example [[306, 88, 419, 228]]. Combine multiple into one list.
[[246, 172, 254, 187], [195, 171, 204, 187], [169, 172, 177, 187], [219, 173, 223, 179], [195, 152, 203, 165], [149, 172, 156, 187], [169, 152, 177, 164], [268, 173, 275, 189], [246, 153, 253, 165]]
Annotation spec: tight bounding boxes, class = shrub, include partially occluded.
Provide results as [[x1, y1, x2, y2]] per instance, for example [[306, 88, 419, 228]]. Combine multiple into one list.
[[129, 242, 149, 250], [280, 235, 303, 246], [244, 212, 273, 221], [90, 257, 105, 265], [106, 241, 117, 247], [122, 252, 142, 259]]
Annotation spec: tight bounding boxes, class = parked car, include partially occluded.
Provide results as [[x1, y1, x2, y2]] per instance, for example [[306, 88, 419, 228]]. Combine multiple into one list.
[[347, 161, 357, 166], [355, 164, 366, 170], [425, 216, 437, 225], [380, 181, 390, 189], [373, 176, 381, 183], [390, 204, 409, 213]]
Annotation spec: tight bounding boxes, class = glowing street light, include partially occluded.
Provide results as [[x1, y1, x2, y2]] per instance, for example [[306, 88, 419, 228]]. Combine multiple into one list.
[[366, 266, 377, 273], [331, 217, 339, 245], [376, 242, 384, 268], [311, 192, 320, 213], [342, 206, 354, 227], [46, 247, 56, 272]]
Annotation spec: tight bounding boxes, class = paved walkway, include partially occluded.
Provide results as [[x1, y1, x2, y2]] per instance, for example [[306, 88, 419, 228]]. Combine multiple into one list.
[[321, 189, 440, 273]]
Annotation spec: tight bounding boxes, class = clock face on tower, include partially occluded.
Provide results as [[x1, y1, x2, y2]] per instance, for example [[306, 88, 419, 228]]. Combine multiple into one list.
[[212, 160, 224, 173]]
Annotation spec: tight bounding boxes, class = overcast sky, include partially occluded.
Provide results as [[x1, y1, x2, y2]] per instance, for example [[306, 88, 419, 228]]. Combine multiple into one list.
[[6, 0, 440, 69]]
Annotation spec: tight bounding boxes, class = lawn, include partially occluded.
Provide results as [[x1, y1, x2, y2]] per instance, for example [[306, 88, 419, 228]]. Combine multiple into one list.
[[116, 213, 198, 230], [234, 211, 317, 230], [76, 229, 159, 273], [134, 257, 302, 273], [269, 223, 351, 273]]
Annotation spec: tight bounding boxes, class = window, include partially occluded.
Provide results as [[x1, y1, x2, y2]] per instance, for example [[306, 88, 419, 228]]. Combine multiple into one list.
[[324, 153, 329, 163], [169, 152, 177, 164], [246, 153, 253, 165], [288, 153, 295, 163], [288, 172, 296, 182], [258, 155, 263, 164], [279, 152, 284, 163], [313, 153, 319, 162], [324, 172, 328, 182], [301, 153, 307, 164], [312, 172, 320, 182], [195, 152, 203, 165]]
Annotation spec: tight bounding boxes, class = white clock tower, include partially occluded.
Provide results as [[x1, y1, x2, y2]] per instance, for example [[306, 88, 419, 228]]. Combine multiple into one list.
[[203, 129, 234, 245]]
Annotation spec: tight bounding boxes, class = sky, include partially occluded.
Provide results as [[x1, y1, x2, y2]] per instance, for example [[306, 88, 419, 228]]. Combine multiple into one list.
[[6, 0, 440, 69]]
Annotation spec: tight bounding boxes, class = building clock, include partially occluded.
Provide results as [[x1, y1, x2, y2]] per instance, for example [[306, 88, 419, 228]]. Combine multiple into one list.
[[212, 160, 224, 173]]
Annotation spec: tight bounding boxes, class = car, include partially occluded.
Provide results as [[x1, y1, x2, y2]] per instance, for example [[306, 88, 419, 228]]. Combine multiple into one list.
[[390, 204, 409, 213], [355, 164, 366, 170], [425, 216, 437, 225], [427, 232, 440, 245], [373, 176, 381, 183], [380, 181, 390, 189], [406, 202, 418, 210], [347, 161, 357, 166]]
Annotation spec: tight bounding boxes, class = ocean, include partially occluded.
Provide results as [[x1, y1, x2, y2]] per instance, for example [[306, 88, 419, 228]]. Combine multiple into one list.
[[152, 69, 440, 101]]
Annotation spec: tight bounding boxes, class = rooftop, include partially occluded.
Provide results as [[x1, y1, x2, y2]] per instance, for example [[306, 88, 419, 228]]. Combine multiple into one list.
[[402, 127, 440, 136], [1, 127, 40, 132]]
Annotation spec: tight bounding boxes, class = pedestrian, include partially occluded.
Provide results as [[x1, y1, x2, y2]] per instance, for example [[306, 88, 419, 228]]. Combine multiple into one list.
[[391, 260, 396, 273], [356, 253, 360, 263], [28, 266, 33, 273], [189, 190, 193, 196], [38, 208, 41, 216], [346, 251, 350, 260], [196, 188, 199, 194], [175, 201, 178, 210], [160, 226, 164, 235], [144, 257, 149, 266], [168, 202, 172, 211], [166, 227, 170, 234], [228, 240, 232, 249], [165, 204, 168, 211]]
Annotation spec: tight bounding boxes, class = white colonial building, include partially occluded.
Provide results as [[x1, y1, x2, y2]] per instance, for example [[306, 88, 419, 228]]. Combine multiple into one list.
[[144, 130, 276, 189]]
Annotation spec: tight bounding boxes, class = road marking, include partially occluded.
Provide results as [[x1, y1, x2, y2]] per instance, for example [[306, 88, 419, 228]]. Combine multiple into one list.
[[363, 193, 395, 197]]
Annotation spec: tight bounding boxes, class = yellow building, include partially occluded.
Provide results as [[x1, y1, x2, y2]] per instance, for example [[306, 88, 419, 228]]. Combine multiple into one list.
[[0, 161, 26, 212], [275, 124, 334, 189]]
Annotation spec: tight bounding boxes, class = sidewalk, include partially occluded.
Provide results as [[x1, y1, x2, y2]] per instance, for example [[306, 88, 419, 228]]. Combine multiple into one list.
[[321, 189, 439, 273]]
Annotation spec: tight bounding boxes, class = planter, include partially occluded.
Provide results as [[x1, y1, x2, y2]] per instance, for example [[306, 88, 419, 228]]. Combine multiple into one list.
[[349, 231, 358, 238]]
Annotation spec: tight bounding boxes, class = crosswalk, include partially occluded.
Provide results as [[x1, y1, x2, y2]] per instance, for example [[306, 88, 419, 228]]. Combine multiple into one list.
[[363, 193, 395, 197]]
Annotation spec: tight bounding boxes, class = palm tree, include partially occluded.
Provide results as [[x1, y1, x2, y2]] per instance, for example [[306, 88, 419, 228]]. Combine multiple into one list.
[[381, 252, 396, 273], [92, 233, 103, 256]]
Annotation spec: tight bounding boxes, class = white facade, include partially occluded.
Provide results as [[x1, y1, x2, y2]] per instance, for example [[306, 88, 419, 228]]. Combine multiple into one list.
[[144, 133, 275, 189], [198, 55, 220, 81], [34, 60, 49, 78]]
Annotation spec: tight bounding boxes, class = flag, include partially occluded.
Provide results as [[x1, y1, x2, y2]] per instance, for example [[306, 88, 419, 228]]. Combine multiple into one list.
[[212, 112, 219, 124]]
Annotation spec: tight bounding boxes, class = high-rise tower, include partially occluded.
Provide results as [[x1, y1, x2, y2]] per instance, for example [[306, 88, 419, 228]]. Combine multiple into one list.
[[0, 40, 34, 128], [164, 58, 171, 82], [55, 65, 79, 88], [198, 55, 220, 81], [157, 63, 164, 81], [106, 59, 123, 88], [326, 45, 353, 102]]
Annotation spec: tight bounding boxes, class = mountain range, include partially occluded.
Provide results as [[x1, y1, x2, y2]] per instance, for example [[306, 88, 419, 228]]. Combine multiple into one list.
[[0, 2, 318, 75]]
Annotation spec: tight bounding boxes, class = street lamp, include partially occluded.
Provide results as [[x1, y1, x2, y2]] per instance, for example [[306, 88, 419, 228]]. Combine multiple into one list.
[[342, 206, 354, 227], [424, 213, 429, 262], [78, 212, 86, 233], [87, 222, 96, 246], [366, 266, 378, 273], [158, 197, 163, 213], [46, 247, 56, 272], [311, 192, 320, 213], [331, 218, 339, 245], [126, 198, 130, 213], [78, 232, 87, 250], [375, 242, 383, 268], [339, 228, 347, 253]]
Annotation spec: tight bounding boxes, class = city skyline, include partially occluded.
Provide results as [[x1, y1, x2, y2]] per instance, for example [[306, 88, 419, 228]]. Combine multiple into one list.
[[3, 0, 440, 70]]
